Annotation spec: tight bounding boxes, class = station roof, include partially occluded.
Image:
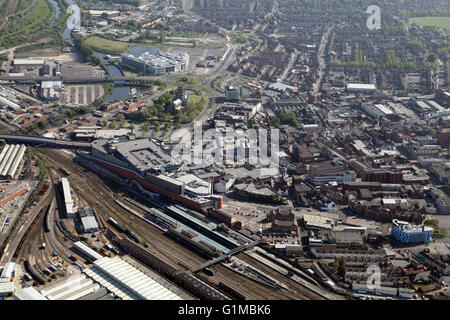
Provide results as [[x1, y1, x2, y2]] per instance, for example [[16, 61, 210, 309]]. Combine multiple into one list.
[[14, 287, 47, 300], [84, 257, 183, 300]]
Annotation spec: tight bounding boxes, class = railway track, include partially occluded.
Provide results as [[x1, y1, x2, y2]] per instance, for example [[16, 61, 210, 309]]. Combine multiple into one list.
[[36, 149, 208, 270], [35, 148, 333, 299]]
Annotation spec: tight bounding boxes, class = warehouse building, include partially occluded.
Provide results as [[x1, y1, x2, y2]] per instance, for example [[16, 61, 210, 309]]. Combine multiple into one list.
[[14, 287, 47, 300], [83, 256, 184, 300], [346, 83, 377, 93], [78, 206, 99, 233], [0, 262, 15, 282], [61, 178, 74, 218], [0, 96, 21, 110], [40, 81, 63, 101], [361, 103, 394, 120], [0, 144, 27, 178], [13, 59, 44, 72], [0, 282, 15, 297]]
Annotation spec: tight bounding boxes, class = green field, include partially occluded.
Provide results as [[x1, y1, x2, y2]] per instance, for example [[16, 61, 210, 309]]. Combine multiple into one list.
[[84, 36, 134, 54], [172, 77, 201, 86], [0, 0, 57, 47], [408, 16, 450, 30]]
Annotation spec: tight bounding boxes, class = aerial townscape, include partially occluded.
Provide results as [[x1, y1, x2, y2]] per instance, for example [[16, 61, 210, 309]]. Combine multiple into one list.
[[0, 0, 449, 305]]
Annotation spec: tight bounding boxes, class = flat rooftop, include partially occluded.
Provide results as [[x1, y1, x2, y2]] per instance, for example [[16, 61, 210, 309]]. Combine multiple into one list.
[[84, 257, 183, 300]]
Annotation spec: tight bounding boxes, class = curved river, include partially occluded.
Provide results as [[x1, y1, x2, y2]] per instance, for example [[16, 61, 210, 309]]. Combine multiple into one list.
[[50, 0, 144, 102]]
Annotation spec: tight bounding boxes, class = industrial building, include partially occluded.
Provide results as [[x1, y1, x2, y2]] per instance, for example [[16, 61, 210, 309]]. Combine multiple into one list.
[[0, 96, 21, 110], [361, 103, 394, 120], [40, 81, 63, 101], [121, 51, 189, 75], [78, 206, 99, 233], [391, 219, 433, 244], [0, 144, 27, 178], [83, 256, 184, 300], [0, 262, 15, 282], [0, 282, 14, 297], [39, 273, 102, 300], [14, 287, 47, 300], [61, 178, 74, 218], [73, 241, 103, 261], [13, 59, 44, 72], [346, 83, 377, 93]]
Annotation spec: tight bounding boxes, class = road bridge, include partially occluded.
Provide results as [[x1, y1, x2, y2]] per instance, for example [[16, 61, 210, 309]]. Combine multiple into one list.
[[0, 134, 91, 149], [191, 239, 265, 273]]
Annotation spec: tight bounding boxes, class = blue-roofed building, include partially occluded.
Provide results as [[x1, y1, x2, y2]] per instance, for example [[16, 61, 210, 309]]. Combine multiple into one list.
[[391, 219, 433, 244]]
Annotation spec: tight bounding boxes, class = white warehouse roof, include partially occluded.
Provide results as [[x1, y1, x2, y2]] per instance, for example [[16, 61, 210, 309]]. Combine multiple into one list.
[[73, 241, 103, 261], [39, 274, 102, 300], [61, 178, 73, 216], [14, 59, 44, 65], [0, 262, 15, 280], [14, 287, 48, 300], [83, 257, 183, 300], [0, 281, 14, 295], [81, 216, 99, 233], [41, 81, 63, 89], [346, 83, 377, 90]]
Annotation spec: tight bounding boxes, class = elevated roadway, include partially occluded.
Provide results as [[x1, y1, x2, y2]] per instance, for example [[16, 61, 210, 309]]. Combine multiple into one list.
[[192, 239, 265, 273], [0, 134, 91, 149]]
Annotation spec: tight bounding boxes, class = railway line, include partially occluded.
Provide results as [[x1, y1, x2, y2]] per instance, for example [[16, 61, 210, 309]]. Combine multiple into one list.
[[34, 148, 336, 299], [35, 149, 209, 271], [237, 252, 328, 300]]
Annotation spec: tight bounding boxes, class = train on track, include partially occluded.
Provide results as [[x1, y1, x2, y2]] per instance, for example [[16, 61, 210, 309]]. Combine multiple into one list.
[[55, 219, 77, 242]]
